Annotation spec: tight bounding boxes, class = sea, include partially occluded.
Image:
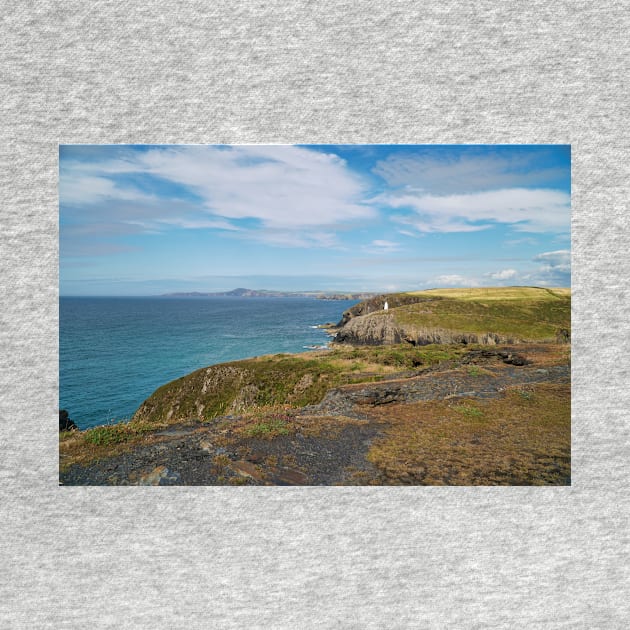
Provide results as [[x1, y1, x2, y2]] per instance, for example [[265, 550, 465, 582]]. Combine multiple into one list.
[[59, 296, 358, 430]]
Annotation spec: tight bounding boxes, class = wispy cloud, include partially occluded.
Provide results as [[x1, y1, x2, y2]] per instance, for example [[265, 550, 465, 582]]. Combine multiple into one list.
[[523, 250, 571, 286], [487, 268, 518, 280], [59, 174, 156, 205], [59, 145, 571, 294], [238, 228, 341, 249], [429, 274, 480, 287], [377, 188, 570, 234], [373, 149, 568, 194], [60, 146, 379, 255], [533, 250, 570, 267], [533, 250, 571, 282], [504, 237, 538, 247], [60, 241, 140, 257], [362, 239, 402, 254], [62, 146, 375, 229], [141, 145, 375, 228]]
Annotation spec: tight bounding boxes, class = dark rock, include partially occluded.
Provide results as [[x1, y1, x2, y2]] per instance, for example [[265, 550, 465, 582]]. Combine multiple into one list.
[[136, 465, 181, 485], [59, 409, 78, 431], [271, 468, 309, 485], [503, 354, 530, 366], [462, 349, 531, 366], [230, 460, 266, 481]]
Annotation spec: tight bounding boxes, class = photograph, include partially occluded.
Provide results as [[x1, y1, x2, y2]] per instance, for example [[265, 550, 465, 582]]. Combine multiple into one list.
[[59, 144, 571, 485]]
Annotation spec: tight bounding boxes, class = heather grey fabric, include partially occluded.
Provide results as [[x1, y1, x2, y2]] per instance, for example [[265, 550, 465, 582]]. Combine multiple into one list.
[[1, 2, 628, 627]]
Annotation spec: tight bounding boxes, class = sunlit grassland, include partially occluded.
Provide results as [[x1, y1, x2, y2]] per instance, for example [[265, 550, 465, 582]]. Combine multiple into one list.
[[366, 381, 570, 485], [407, 286, 571, 301], [393, 286, 571, 341]]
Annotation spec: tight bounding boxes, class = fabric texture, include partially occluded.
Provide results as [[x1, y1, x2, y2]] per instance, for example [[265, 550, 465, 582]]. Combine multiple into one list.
[[1, 1, 628, 627]]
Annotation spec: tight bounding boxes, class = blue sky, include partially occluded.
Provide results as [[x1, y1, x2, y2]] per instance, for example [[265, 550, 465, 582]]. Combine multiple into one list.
[[59, 144, 570, 295]]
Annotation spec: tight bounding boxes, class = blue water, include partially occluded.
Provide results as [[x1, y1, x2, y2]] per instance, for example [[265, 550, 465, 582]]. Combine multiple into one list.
[[59, 296, 356, 430]]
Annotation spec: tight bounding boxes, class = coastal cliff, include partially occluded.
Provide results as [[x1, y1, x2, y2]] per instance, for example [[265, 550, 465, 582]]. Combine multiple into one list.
[[336, 293, 432, 326], [60, 286, 571, 486], [333, 287, 571, 347], [333, 313, 517, 346]]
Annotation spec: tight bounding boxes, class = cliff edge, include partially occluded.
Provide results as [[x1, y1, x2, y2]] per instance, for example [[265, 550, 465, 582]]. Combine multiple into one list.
[[333, 286, 571, 346], [59, 286, 571, 486]]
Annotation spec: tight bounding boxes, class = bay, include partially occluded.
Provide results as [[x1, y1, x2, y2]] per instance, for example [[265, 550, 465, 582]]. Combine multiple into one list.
[[59, 296, 357, 429]]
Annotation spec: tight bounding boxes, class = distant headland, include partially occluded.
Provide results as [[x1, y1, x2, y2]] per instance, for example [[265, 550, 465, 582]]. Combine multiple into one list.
[[160, 287, 377, 300]]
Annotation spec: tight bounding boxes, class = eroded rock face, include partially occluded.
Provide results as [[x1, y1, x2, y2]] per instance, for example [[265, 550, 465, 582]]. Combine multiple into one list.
[[202, 366, 247, 393], [333, 312, 516, 347], [229, 384, 260, 413], [337, 294, 434, 327], [334, 314, 405, 345], [133, 364, 253, 425]]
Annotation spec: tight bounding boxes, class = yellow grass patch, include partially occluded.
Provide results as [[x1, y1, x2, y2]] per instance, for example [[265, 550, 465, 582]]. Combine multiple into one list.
[[407, 286, 570, 301], [365, 381, 570, 485]]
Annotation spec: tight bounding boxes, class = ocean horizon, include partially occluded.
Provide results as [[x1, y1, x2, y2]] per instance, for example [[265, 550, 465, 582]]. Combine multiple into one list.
[[60, 296, 358, 430]]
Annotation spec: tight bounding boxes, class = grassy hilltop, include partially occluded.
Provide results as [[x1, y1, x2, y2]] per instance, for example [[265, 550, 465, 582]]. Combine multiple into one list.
[[403, 287, 571, 339], [335, 286, 571, 345], [60, 286, 571, 485]]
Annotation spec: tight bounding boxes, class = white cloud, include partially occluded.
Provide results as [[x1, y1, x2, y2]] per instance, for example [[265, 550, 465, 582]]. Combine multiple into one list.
[[378, 188, 570, 234], [154, 217, 241, 231], [533, 249, 570, 268], [241, 229, 341, 249], [431, 274, 480, 287], [59, 174, 154, 205], [527, 250, 571, 286], [504, 237, 538, 247], [60, 146, 377, 246], [488, 269, 518, 280], [362, 239, 402, 254], [373, 151, 567, 194]]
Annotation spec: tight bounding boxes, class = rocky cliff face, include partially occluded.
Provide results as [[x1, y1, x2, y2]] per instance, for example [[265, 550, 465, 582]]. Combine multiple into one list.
[[333, 312, 516, 346], [333, 314, 406, 345], [336, 294, 434, 327]]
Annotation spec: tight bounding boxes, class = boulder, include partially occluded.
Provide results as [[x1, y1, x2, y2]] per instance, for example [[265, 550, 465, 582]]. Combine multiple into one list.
[[59, 409, 78, 431]]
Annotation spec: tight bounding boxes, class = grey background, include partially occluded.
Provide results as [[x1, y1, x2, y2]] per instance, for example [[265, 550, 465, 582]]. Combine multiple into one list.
[[1, 1, 628, 627]]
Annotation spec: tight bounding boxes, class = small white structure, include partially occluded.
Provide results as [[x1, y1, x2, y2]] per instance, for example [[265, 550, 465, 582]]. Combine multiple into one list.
[[384, 301, 389, 311]]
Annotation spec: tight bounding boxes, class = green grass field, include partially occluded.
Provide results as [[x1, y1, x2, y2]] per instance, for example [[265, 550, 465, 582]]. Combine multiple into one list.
[[407, 286, 571, 301], [394, 286, 571, 341]]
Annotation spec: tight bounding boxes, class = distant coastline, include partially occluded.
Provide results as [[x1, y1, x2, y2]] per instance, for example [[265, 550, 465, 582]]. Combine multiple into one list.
[[160, 287, 377, 300]]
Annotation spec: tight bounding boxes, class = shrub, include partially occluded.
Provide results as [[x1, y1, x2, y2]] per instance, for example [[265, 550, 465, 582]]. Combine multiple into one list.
[[453, 404, 484, 419], [83, 425, 131, 446], [245, 418, 291, 439]]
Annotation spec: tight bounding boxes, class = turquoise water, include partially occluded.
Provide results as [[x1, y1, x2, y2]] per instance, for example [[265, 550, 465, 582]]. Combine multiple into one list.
[[59, 296, 357, 429]]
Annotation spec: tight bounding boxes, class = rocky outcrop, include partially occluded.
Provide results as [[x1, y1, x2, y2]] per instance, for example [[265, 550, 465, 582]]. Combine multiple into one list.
[[59, 409, 77, 431], [333, 312, 516, 347], [333, 314, 406, 345], [336, 294, 434, 327]]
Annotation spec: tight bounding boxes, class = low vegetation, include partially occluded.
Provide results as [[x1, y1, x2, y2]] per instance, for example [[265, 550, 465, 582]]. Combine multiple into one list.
[[407, 286, 570, 301], [130, 343, 472, 427], [60, 286, 571, 484], [366, 381, 570, 485], [59, 343, 469, 471], [392, 287, 571, 342]]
